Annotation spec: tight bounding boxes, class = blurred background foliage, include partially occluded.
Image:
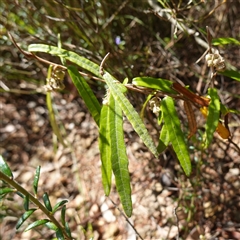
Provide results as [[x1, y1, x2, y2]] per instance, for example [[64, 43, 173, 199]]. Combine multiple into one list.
[[1, 0, 239, 89]]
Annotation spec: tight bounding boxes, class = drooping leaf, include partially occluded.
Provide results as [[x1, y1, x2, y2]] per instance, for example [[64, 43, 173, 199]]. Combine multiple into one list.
[[24, 219, 49, 232], [108, 93, 132, 217], [16, 209, 37, 229], [52, 200, 68, 214], [204, 88, 220, 148], [0, 155, 13, 178], [132, 77, 177, 94], [67, 65, 101, 125], [99, 103, 112, 196], [161, 97, 192, 176], [43, 192, 52, 212], [103, 72, 159, 158], [28, 44, 102, 78], [33, 166, 41, 196]]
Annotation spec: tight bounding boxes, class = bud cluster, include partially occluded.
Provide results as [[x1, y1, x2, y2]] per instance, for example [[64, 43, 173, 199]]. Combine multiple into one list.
[[44, 69, 65, 92], [205, 49, 226, 72]]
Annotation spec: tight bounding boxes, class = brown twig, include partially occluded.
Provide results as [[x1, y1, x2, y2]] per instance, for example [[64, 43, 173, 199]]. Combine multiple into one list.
[[8, 32, 65, 71], [99, 52, 110, 76]]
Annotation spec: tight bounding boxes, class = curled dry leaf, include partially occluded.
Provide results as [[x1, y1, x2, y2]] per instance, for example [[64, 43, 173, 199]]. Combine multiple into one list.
[[184, 101, 197, 138]]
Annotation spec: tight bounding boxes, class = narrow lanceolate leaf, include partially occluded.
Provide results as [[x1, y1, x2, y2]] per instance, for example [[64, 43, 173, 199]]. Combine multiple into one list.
[[0, 188, 15, 197], [220, 69, 240, 81], [0, 155, 13, 178], [67, 65, 101, 125], [183, 101, 197, 139], [161, 97, 192, 176], [16, 209, 37, 229], [204, 88, 220, 148], [56, 229, 65, 240], [61, 205, 66, 226], [45, 222, 58, 231], [99, 104, 112, 196], [108, 94, 132, 217], [103, 73, 158, 158], [33, 166, 41, 196], [64, 222, 72, 238], [132, 77, 177, 94], [24, 219, 49, 232], [28, 44, 102, 78], [212, 37, 240, 46], [43, 192, 52, 212], [23, 195, 29, 211], [52, 200, 68, 214]]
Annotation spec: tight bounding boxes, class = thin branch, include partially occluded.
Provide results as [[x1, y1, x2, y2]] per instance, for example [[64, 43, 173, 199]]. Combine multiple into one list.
[[108, 197, 144, 240], [173, 206, 180, 240], [8, 32, 65, 70], [99, 52, 110, 76]]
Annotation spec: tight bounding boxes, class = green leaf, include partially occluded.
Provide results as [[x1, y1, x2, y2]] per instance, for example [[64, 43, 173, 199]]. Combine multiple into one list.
[[132, 77, 177, 94], [64, 222, 72, 238], [219, 69, 240, 81], [0, 155, 13, 178], [28, 44, 102, 78], [157, 124, 169, 153], [16, 209, 37, 229], [204, 88, 220, 148], [33, 166, 41, 196], [52, 200, 68, 214], [212, 37, 240, 46], [24, 219, 49, 232], [161, 97, 192, 176], [46, 92, 66, 146], [43, 192, 52, 212], [61, 205, 66, 226], [0, 187, 15, 197], [67, 65, 101, 125], [16, 191, 24, 198], [103, 73, 159, 158], [45, 222, 58, 231], [23, 195, 29, 211], [99, 104, 112, 196], [108, 93, 132, 217], [56, 229, 65, 240]]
